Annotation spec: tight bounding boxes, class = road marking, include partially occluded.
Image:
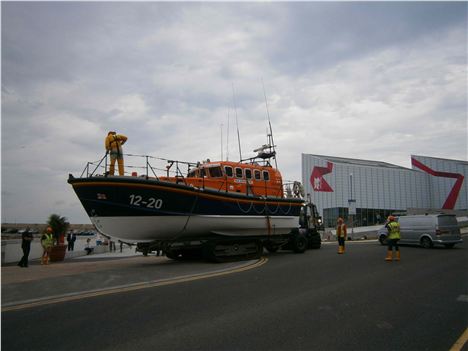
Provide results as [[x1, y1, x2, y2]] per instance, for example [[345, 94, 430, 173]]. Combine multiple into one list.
[[450, 327, 468, 351], [2, 257, 268, 312], [457, 295, 468, 303]]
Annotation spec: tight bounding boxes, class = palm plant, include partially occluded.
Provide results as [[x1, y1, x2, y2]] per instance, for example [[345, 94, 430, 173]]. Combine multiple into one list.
[[47, 214, 70, 245]]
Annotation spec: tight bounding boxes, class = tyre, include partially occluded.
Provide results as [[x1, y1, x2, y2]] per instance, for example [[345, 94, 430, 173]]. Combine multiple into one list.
[[444, 243, 455, 249], [292, 233, 307, 253], [265, 244, 279, 253], [379, 235, 388, 246], [165, 250, 182, 260], [420, 237, 433, 249], [308, 235, 321, 249]]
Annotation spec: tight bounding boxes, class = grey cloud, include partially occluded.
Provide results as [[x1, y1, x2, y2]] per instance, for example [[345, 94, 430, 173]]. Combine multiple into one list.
[[1, 2, 466, 223], [267, 2, 467, 76]]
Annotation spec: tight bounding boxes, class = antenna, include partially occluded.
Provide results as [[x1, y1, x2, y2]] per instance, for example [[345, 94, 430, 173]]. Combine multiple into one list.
[[220, 123, 223, 161], [262, 79, 278, 169], [226, 107, 230, 161], [232, 83, 242, 161]]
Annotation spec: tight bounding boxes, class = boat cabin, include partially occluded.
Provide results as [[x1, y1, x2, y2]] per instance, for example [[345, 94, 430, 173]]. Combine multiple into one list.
[[160, 160, 284, 198]]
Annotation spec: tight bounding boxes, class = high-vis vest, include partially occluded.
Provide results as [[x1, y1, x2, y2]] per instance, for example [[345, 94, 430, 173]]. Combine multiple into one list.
[[337, 224, 347, 238], [387, 221, 401, 240], [42, 233, 54, 247]]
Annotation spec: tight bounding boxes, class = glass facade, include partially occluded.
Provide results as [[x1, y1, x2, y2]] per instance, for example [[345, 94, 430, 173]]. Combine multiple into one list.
[[303, 154, 468, 228], [323, 207, 398, 228]]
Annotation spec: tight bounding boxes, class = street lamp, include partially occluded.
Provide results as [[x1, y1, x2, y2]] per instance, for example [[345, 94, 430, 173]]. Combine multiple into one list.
[[348, 173, 355, 239]]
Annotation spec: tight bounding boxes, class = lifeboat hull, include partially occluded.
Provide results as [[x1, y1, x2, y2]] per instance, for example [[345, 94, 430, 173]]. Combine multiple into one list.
[[68, 176, 303, 242]]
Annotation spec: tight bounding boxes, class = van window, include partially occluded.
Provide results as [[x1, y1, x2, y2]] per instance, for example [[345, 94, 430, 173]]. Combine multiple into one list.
[[400, 216, 433, 227], [245, 169, 252, 179], [262, 170, 270, 181], [254, 170, 261, 180], [437, 215, 458, 226], [235, 167, 243, 178], [209, 166, 223, 178], [224, 166, 233, 177]]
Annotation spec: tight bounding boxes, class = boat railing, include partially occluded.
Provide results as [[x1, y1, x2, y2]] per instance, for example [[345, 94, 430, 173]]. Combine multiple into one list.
[[79, 153, 195, 180], [79, 153, 304, 200]]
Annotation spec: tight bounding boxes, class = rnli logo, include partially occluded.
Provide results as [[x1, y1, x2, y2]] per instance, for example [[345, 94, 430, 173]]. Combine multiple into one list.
[[310, 162, 334, 192]]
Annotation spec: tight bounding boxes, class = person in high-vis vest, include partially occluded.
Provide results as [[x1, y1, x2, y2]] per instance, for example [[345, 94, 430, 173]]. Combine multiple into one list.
[[336, 217, 347, 254], [41, 227, 54, 265], [105, 131, 128, 176], [385, 215, 401, 261]]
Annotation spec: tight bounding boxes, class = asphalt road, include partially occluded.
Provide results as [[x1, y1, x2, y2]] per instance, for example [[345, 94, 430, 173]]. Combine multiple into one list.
[[2, 240, 467, 351]]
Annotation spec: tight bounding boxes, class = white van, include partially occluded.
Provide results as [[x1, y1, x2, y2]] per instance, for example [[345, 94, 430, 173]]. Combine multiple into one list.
[[377, 214, 463, 248]]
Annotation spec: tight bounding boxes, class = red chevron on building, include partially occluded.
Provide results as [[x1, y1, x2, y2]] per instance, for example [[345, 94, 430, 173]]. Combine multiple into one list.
[[411, 157, 464, 210], [310, 162, 334, 192]]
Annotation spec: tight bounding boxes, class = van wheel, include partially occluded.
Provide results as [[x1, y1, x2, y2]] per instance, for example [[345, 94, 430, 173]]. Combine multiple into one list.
[[378, 235, 388, 246], [420, 237, 433, 249]]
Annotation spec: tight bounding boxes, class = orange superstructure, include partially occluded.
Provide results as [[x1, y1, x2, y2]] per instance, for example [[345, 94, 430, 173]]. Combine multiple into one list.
[[160, 160, 284, 198]]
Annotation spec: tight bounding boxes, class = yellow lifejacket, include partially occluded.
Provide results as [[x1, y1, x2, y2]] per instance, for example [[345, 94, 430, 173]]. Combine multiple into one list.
[[105, 134, 127, 154], [337, 224, 347, 238], [387, 221, 401, 240], [42, 233, 54, 247]]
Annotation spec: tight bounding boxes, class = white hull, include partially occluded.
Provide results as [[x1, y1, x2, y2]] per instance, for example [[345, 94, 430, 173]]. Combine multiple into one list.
[[91, 215, 300, 242]]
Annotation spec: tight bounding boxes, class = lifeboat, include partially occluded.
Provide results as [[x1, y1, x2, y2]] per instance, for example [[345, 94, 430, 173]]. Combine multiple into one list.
[[68, 143, 305, 246]]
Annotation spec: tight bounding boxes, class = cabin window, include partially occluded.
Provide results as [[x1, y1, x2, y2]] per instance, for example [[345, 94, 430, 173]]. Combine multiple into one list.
[[187, 170, 196, 178], [235, 167, 243, 178], [209, 166, 223, 178], [245, 169, 252, 179], [200, 168, 206, 177], [224, 166, 233, 177], [262, 170, 270, 181], [254, 170, 261, 180]]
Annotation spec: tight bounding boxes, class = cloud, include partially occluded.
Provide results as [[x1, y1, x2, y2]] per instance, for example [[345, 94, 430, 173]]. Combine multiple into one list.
[[1, 2, 466, 223]]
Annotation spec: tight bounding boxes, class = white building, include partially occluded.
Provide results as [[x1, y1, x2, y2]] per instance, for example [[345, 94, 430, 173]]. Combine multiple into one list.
[[302, 154, 468, 227]]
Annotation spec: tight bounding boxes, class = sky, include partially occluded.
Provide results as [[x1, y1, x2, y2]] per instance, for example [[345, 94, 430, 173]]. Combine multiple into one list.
[[1, 1, 467, 224]]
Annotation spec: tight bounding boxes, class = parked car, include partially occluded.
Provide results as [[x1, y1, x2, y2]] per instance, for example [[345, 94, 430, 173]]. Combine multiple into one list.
[[2, 228, 18, 234], [377, 214, 462, 248], [77, 230, 96, 236]]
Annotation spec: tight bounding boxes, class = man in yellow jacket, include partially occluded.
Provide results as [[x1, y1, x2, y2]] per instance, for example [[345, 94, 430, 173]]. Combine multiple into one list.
[[336, 217, 347, 254], [41, 227, 54, 265], [105, 131, 128, 176], [385, 216, 401, 261]]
